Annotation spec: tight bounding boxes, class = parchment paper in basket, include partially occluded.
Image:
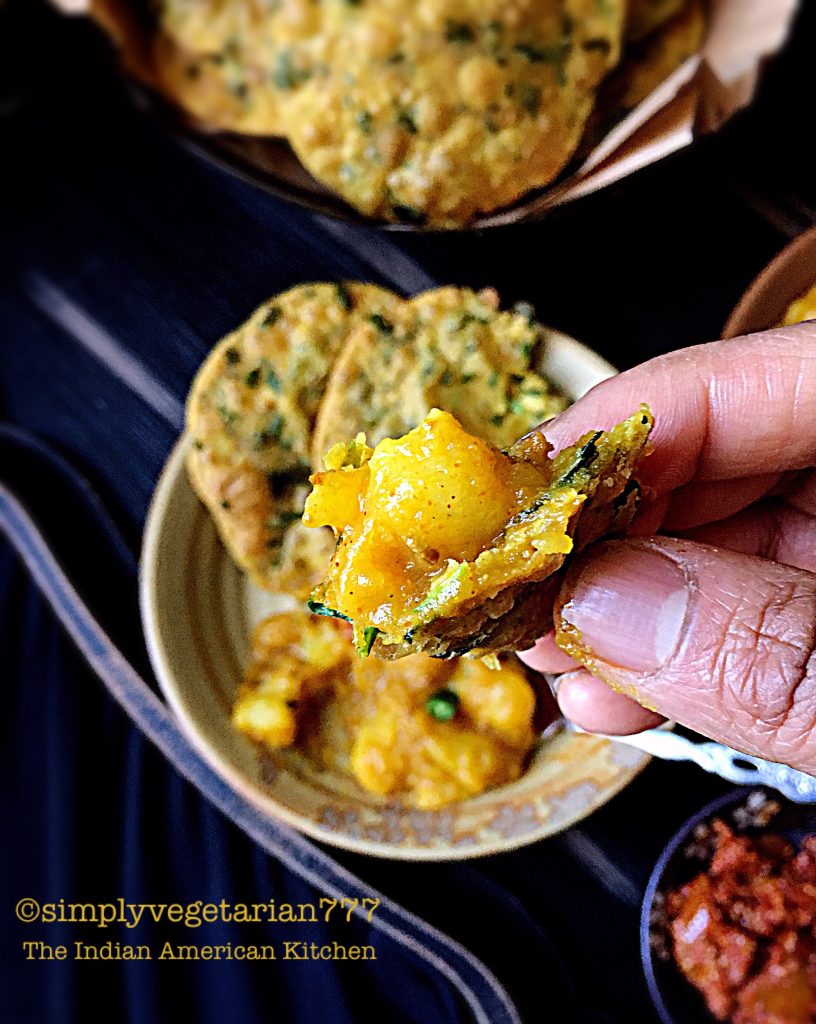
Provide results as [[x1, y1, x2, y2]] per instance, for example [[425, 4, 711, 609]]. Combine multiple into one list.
[[50, 0, 799, 229]]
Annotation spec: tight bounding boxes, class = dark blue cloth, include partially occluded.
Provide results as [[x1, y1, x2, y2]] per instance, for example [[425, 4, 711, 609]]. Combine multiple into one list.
[[1, 3, 813, 1021], [0, 444, 509, 1024]]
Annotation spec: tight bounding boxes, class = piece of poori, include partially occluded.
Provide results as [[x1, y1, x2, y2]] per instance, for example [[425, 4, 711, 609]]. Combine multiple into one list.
[[135, 0, 711, 225], [283, 0, 625, 225], [186, 281, 573, 597], [153, 31, 291, 136], [601, 0, 705, 121], [185, 282, 401, 592], [303, 405, 654, 659], [153, 0, 343, 135], [311, 286, 567, 460], [625, 0, 688, 43]]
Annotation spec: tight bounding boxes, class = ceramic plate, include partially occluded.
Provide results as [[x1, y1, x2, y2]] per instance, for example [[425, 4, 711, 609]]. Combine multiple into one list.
[[140, 329, 652, 859]]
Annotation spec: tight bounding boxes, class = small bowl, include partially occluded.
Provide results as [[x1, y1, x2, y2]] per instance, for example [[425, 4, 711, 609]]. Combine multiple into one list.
[[140, 327, 653, 860], [641, 788, 816, 1024], [723, 225, 816, 338]]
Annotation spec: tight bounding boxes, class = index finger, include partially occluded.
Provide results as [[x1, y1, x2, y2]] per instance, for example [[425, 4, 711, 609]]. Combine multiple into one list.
[[541, 322, 816, 495]]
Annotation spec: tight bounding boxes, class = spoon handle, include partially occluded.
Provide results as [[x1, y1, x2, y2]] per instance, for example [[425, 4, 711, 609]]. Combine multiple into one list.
[[607, 728, 816, 803]]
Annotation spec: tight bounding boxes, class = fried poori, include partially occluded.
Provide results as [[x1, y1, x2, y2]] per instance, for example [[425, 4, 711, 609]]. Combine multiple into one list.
[[284, 0, 625, 225], [303, 405, 654, 659], [311, 286, 567, 460], [185, 282, 400, 592], [604, 0, 705, 119]]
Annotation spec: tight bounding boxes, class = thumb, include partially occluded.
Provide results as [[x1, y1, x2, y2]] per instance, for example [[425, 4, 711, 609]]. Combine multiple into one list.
[[554, 536, 816, 772]]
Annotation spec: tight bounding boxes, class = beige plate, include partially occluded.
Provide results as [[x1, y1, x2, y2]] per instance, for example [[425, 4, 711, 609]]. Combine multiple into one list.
[[140, 330, 652, 859], [723, 225, 816, 338]]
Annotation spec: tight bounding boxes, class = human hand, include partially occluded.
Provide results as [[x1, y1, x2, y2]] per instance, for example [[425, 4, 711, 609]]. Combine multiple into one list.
[[519, 322, 816, 772]]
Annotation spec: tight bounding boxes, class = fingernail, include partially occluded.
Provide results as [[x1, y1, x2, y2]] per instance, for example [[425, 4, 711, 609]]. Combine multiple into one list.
[[545, 668, 584, 697], [560, 544, 689, 671]]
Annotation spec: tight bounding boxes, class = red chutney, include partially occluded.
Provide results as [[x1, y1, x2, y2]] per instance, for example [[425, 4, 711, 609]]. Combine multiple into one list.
[[667, 820, 816, 1023]]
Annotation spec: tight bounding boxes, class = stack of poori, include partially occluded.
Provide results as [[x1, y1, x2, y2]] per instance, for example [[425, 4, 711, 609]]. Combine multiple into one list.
[[147, 0, 707, 226], [185, 282, 567, 807]]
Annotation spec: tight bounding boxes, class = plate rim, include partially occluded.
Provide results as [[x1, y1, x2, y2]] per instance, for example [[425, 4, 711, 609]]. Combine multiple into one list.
[[723, 224, 816, 339]]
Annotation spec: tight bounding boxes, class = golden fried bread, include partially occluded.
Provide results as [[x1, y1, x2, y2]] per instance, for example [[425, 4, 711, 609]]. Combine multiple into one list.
[[311, 286, 567, 462], [626, 0, 687, 42], [142, 0, 710, 224], [186, 282, 400, 590], [304, 405, 653, 658], [284, 0, 625, 225], [609, 0, 705, 116], [148, 0, 708, 225], [154, 0, 346, 135], [153, 32, 289, 135]]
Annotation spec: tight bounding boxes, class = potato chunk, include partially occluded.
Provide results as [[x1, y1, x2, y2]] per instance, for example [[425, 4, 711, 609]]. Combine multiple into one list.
[[365, 412, 545, 561], [232, 609, 536, 808]]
